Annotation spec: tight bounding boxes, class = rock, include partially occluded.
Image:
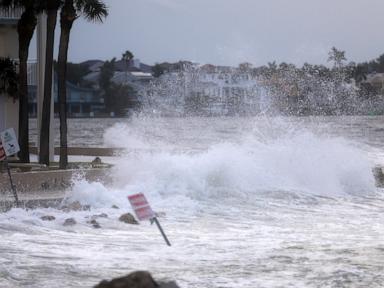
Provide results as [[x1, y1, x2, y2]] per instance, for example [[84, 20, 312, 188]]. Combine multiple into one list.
[[111, 205, 119, 209], [94, 271, 180, 288], [91, 213, 108, 220], [119, 213, 139, 225], [373, 166, 384, 187], [61, 201, 90, 212], [158, 282, 180, 288], [41, 215, 55, 221], [93, 223, 101, 229], [63, 218, 77, 226], [92, 157, 102, 164], [88, 219, 101, 229]]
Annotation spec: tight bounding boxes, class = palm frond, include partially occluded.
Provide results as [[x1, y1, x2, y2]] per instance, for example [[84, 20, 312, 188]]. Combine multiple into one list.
[[76, 0, 108, 23]]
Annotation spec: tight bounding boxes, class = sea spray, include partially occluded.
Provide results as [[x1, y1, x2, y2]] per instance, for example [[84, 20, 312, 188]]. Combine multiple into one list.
[[68, 118, 376, 210]]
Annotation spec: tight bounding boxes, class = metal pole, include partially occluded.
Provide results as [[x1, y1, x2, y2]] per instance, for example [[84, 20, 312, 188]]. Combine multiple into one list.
[[152, 217, 171, 246], [5, 158, 19, 207]]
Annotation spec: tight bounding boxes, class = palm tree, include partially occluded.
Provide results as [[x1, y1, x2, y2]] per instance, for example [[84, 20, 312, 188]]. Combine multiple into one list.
[[0, 0, 44, 163], [39, 0, 62, 165], [57, 0, 108, 169], [122, 50, 133, 84]]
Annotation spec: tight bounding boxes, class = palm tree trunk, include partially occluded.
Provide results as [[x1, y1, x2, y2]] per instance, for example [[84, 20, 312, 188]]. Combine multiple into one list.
[[39, 7, 58, 165], [58, 0, 76, 169], [17, 10, 37, 163]]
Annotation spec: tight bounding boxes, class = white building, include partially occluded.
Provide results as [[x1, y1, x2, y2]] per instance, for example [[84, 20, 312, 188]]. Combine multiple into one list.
[[0, 7, 53, 161], [0, 6, 21, 133]]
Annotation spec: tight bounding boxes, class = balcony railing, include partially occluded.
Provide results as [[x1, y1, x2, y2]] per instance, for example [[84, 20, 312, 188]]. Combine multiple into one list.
[[0, 6, 23, 21], [28, 62, 37, 86]]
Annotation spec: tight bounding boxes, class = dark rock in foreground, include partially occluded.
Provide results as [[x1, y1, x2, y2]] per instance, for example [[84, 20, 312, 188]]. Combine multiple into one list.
[[94, 271, 180, 288], [41, 215, 55, 221], [88, 219, 101, 229], [63, 218, 77, 226], [119, 213, 139, 225]]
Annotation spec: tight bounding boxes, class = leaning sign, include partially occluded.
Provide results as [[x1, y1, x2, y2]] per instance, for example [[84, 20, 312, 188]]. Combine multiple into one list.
[[0, 142, 5, 161], [0, 128, 20, 157], [128, 193, 171, 246], [0, 128, 20, 207], [128, 193, 155, 221]]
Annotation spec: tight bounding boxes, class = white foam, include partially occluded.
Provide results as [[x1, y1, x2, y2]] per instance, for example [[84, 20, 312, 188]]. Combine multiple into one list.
[[69, 120, 376, 209]]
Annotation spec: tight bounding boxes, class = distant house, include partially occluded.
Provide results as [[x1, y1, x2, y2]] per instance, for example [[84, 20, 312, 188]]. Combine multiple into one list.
[[54, 81, 103, 117], [80, 59, 104, 73], [82, 58, 154, 92], [365, 73, 384, 94], [114, 58, 153, 73], [111, 70, 153, 91], [28, 66, 103, 118]]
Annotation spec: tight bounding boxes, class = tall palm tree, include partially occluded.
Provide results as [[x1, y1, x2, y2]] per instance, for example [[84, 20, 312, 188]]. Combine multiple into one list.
[[122, 50, 133, 84], [39, 0, 62, 165], [57, 0, 107, 169], [0, 0, 42, 163]]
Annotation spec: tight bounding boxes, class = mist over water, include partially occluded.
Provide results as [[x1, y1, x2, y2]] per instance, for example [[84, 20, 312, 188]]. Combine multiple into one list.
[[2, 115, 384, 287], [65, 116, 384, 287], [4, 82, 384, 288]]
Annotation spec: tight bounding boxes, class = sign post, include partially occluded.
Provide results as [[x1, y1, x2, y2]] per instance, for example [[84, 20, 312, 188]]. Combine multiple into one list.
[[128, 193, 171, 246], [0, 128, 20, 207]]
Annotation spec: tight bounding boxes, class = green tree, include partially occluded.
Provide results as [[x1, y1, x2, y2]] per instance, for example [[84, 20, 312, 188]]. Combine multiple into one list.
[[0, 57, 18, 99], [99, 58, 138, 115], [328, 47, 346, 69], [122, 50, 134, 66], [53, 61, 90, 86], [152, 63, 165, 78], [99, 58, 116, 112], [57, 0, 107, 169]]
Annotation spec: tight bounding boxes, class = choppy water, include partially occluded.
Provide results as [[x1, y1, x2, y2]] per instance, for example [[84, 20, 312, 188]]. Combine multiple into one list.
[[2, 116, 384, 287]]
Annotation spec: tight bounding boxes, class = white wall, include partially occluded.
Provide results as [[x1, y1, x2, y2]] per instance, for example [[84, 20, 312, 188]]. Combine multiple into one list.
[[0, 26, 18, 59], [0, 25, 19, 136], [0, 94, 19, 135]]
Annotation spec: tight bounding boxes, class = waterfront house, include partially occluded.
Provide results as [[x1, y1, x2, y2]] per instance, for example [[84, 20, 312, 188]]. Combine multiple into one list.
[[28, 68, 103, 118]]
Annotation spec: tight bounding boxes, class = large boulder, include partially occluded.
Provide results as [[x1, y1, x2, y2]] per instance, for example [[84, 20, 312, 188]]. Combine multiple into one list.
[[63, 218, 77, 226], [87, 219, 101, 229], [41, 215, 55, 221], [94, 271, 180, 288], [119, 213, 139, 225]]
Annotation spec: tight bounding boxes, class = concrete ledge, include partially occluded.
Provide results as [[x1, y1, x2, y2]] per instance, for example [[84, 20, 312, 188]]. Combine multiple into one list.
[[0, 168, 111, 194], [0, 168, 112, 210], [30, 147, 125, 156]]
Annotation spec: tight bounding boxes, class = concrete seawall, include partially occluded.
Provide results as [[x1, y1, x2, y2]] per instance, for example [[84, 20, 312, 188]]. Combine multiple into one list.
[[0, 168, 111, 210], [1, 165, 383, 211]]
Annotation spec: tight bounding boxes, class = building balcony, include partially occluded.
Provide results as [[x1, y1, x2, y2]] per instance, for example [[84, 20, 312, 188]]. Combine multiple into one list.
[[0, 6, 23, 25]]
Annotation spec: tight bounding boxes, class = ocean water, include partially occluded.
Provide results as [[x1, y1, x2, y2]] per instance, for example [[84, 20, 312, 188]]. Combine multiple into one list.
[[2, 116, 384, 287]]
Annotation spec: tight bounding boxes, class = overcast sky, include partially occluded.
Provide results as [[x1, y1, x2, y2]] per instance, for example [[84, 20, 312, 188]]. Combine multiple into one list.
[[61, 0, 384, 66]]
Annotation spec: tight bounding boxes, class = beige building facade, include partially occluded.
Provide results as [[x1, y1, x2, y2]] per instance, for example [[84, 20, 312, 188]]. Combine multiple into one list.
[[0, 7, 20, 134]]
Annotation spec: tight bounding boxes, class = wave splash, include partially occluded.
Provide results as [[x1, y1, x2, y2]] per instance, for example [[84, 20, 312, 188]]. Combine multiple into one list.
[[69, 123, 376, 209]]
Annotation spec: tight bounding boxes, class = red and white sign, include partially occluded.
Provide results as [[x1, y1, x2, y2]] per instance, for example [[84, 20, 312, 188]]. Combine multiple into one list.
[[0, 141, 5, 161], [128, 193, 155, 221]]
